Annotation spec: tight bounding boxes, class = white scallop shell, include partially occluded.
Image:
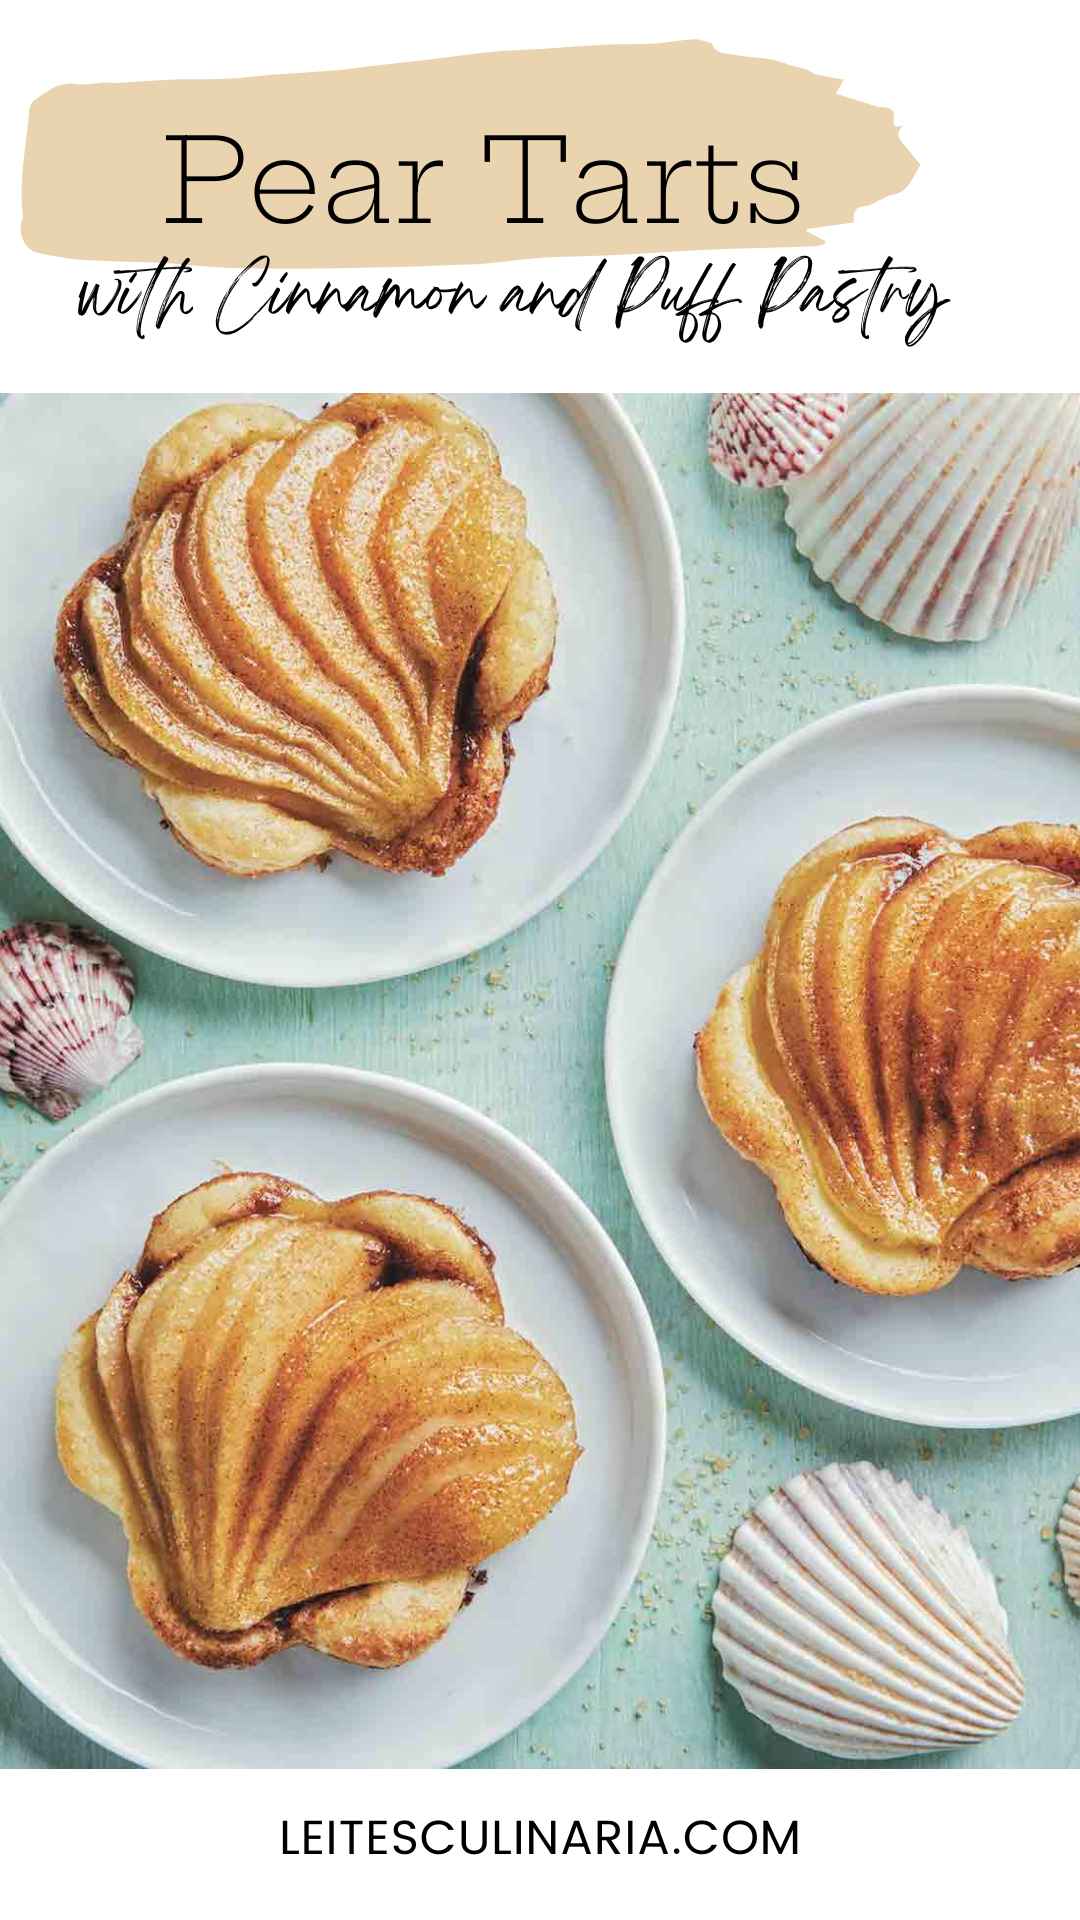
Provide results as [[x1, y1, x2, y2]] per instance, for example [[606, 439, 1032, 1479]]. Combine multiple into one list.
[[1059, 1478, 1080, 1605], [0, 922, 143, 1120], [712, 1461, 1024, 1759], [708, 393, 847, 488], [784, 392, 1080, 642]]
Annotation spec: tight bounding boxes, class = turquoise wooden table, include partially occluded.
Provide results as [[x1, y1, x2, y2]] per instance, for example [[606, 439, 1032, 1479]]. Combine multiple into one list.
[[2, 395, 1078, 1771]]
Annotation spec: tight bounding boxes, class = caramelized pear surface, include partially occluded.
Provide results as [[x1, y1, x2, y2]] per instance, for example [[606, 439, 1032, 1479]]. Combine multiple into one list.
[[57, 1172, 579, 1668], [697, 818, 1080, 1295], [56, 395, 556, 876]]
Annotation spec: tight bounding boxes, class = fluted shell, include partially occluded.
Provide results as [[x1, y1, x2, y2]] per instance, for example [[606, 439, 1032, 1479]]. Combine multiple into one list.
[[713, 1462, 1024, 1759], [0, 921, 142, 1120], [1059, 1479, 1080, 1605], [696, 816, 1080, 1295], [56, 1172, 579, 1669], [784, 392, 1080, 642], [56, 394, 557, 877], [708, 393, 847, 488]]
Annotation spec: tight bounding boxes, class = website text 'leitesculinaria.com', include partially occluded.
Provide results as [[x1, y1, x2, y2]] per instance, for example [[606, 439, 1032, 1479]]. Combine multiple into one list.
[[281, 1817, 799, 1858]]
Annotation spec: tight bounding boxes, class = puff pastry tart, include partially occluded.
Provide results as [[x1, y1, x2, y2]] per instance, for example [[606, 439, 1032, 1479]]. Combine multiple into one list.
[[56, 1173, 579, 1668], [56, 396, 557, 876], [696, 817, 1080, 1297]]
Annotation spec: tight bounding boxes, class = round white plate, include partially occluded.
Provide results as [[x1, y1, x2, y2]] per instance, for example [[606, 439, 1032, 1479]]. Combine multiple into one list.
[[0, 1064, 664, 1768], [0, 393, 682, 987], [607, 684, 1080, 1430]]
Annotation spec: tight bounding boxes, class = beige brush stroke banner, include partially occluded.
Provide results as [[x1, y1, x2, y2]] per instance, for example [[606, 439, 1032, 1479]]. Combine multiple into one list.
[[22, 42, 916, 268]]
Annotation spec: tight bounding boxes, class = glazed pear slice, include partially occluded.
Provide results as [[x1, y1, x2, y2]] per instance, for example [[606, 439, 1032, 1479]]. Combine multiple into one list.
[[67, 643, 369, 869], [247, 421, 424, 770], [323, 392, 494, 453], [80, 581, 372, 832], [122, 566, 363, 816], [473, 541, 559, 727], [313, 417, 445, 731], [868, 844, 978, 1219], [185, 446, 410, 795], [131, 402, 301, 516], [132, 502, 366, 799]]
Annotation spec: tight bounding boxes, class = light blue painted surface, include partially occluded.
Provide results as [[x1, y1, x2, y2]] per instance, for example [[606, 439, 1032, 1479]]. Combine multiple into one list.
[[1, 395, 1077, 1769]]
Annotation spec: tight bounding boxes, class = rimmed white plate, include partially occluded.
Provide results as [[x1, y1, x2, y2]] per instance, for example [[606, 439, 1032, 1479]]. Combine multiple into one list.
[[0, 393, 682, 987], [607, 684, 1080, 1430], [0, 1064, 664, 1768]]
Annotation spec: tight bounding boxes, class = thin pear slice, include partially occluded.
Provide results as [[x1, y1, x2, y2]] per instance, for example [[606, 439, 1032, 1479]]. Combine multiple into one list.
[[133, 500, 365, 802], [81, 580, 372, 832], [248, 422, 423, 769], [186, 446, 410, 803], [312, 417, 434, 732]]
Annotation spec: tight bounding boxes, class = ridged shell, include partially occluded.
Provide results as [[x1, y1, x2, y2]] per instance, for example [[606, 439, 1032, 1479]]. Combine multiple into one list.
[[784, 392, 1080, 642], [55, 395, 556, 878], [708, 393, 847, 488], [696, 817, 1080, 1296], [713, 1462, 1024, 1759], [0, 921, 142, 1120], [1059, 1478, 1080, 1604], [56, 1173, 579, 1669]]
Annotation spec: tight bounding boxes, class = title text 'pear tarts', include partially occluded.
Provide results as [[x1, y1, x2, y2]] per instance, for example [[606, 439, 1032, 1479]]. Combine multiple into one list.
[[56, 395, 557, 877], [56, 1172, 579, 1669], [696, 817, 1080, 1297]]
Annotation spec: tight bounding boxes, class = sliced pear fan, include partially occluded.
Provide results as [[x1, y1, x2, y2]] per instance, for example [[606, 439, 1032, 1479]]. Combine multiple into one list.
[[56, 1172, 580, 1670], [697, 816, 1080, 1295], [56, 395, 557, 877]]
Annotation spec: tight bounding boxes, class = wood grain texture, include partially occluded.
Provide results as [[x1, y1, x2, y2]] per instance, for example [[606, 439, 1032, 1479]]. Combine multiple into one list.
[[2, 394, 1078, 1771]]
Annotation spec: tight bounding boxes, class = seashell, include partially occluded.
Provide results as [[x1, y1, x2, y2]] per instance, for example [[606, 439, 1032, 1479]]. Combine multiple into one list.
[[708, 393, 847, 488], [697, 816, 1080, 1296], [1059, 1478, 1080, 1604], [56, 1172, 579, 1669], [56, 395, 557, 878], [712, 1461, 1024, 1759], [784, 392, 1080, 642], [0, 921, 142, 1121]]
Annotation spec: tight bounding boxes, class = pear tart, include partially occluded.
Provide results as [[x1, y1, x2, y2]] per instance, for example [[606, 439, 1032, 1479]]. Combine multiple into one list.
[[696, 818, 1080, 1297], [56, 396, 557, 876], [56, 1173, 579, 1669]]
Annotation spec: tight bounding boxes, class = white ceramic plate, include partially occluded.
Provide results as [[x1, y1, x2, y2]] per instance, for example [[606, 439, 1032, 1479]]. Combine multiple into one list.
[[607, 685, 1080, 1430], [0, 1064, 664, 1768], [0, 393, 682, 987]]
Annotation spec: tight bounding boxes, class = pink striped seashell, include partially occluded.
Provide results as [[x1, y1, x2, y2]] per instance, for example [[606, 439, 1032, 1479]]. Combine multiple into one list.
[[1059, 1478, 1080, 1605], [708, 393, 848, 488], [784, 393, 1080, 642], [0, 922, 142, 1120]]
